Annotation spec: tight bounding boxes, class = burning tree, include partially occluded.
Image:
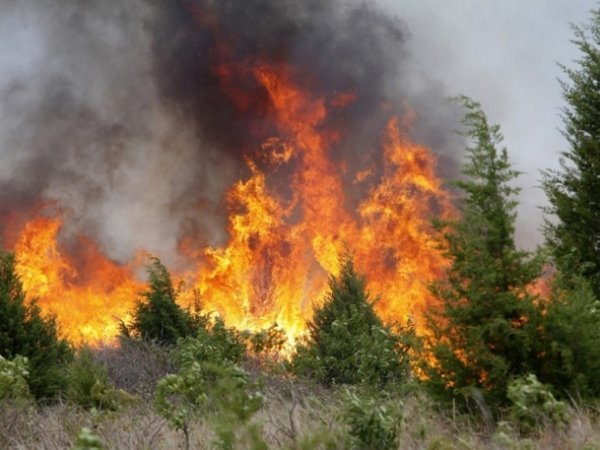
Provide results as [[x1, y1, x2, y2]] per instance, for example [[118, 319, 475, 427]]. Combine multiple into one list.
[[424, 97, 544, 408]]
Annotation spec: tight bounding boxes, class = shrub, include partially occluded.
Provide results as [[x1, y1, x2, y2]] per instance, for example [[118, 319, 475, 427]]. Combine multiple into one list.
[[0, 355, 30, 400], [175, 316, 246, 366], [155, 331, 262, 450], [66, 347, 131, 410], [507, 374, 570, 433], [73, 427, 104, 450], [248, 323, 287, 360], [538, 274, 600, 398], [341, 388, 399, 450], [0, 250, 73, 400], [121, 258, 196, 345], [207, 364, 266, 450], [292, 253, 409, 387]]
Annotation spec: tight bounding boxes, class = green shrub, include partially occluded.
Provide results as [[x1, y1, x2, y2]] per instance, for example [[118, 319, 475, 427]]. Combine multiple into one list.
[[0, 354, 30, 400], [73, 426, 104, 450], [538, 274, 600, 398], [507, 374, 570, 433], [67, 347, 131, 410], [121, 258, 196, 345], [491, 422, 534, 450], [248, 323, 287, 359], [341, 388, 399, 450], [207, 364, 265, 450], [175, 316, 246, 366], [156, 361, 263, 449], [0, 250, 73, 400], [155, 328, 261, 450], [292, 254, 409, 387]]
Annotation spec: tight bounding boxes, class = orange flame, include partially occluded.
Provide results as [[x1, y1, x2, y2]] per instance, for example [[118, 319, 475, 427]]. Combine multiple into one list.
[[191, 64, 452, 342], [13, 217, 142, 345], [9, 63, 453, 347]]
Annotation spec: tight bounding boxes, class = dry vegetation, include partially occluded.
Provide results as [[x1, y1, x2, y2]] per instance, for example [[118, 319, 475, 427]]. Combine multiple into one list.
[[1, 342, 599, 450], [1, 380, 599, 449]]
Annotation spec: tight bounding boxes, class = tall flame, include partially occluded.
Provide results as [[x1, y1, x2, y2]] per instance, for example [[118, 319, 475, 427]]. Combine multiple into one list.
[[6, 33, 453, 347], [13, 217, 142, 344], [192, 63, 452, 342]]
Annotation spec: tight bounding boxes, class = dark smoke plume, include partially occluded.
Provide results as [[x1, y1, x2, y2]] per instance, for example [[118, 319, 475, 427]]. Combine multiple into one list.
[[0, 0, 459, 266]]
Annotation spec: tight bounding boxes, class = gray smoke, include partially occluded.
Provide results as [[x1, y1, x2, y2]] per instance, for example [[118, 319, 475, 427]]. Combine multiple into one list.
[[0, 0, 461, 267]]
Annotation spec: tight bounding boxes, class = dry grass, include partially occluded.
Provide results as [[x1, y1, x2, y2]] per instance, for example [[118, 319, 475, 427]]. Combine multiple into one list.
[[2, 344, 598, 449], [1, 385, 599, 449], [92, 340, 177, 400]]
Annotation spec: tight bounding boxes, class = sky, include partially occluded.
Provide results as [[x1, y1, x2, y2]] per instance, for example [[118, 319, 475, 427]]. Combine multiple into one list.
[[379, 0, 597, 248], [0, 0, 597, 256]]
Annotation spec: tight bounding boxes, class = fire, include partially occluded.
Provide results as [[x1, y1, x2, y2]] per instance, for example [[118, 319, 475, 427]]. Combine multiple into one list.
[[12, 216, 142, 345], [192, 63, 452, 342], [4, 11, 454, 347]]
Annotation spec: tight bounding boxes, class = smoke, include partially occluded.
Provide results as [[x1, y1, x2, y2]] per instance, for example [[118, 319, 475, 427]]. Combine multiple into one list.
[[0, 0, 460, 266]]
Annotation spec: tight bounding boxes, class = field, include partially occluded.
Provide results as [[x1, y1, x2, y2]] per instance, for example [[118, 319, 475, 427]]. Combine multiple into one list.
[[1, 343, 599, 450]]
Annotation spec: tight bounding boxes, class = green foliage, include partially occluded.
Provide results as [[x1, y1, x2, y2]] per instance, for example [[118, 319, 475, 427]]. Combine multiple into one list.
[[0, 250, 73, 400], [491, 422, 534, 450], [209, 364, 266, 450], [73, 426, 104, 450], [425, 97, 543, 408], [292, 254, 409, 387], [341, 388, 399, 450], [248, 323, 287, 359], [154, 362, 210, 437], [0, 354, 30, 400], [542, 9, 600, 297], [426, 437, 473, 450], [67, 347, 131, 410], [155, 325, 262, 450], [156, 362, 263, 449], [538, 275, 600, 398], [175, 316, 246, 366], [507, 374, 570, 433], [121, 258, 197, 345]]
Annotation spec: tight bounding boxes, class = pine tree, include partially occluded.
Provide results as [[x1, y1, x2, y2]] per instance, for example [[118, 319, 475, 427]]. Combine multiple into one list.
[[292, 253, 409, 386], [543, 9, 600, 296], [425, 97, 543, 407], [538, 274, 600, 398], [0, 250, 73, 399], [122, 258, 193, 345]]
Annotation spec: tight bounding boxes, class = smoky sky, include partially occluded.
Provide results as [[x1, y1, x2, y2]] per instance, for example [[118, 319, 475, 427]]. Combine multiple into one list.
[[151, 0, 427, 161], [381, 0, 598, 248], [0, 0, 464, 266]]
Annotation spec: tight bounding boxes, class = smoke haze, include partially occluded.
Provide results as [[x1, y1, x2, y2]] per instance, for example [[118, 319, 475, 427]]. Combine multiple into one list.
[[6, 0, 576, 266]]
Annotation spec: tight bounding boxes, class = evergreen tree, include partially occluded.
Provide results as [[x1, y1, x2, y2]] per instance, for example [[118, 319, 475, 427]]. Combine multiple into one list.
[[425, 97, 543, 407], [0, 250, 73, 399], [292, 253, 409, 386], [538, 274, 600, 398], [542, 9, 600, 296], [122, 258, 193, 345]]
